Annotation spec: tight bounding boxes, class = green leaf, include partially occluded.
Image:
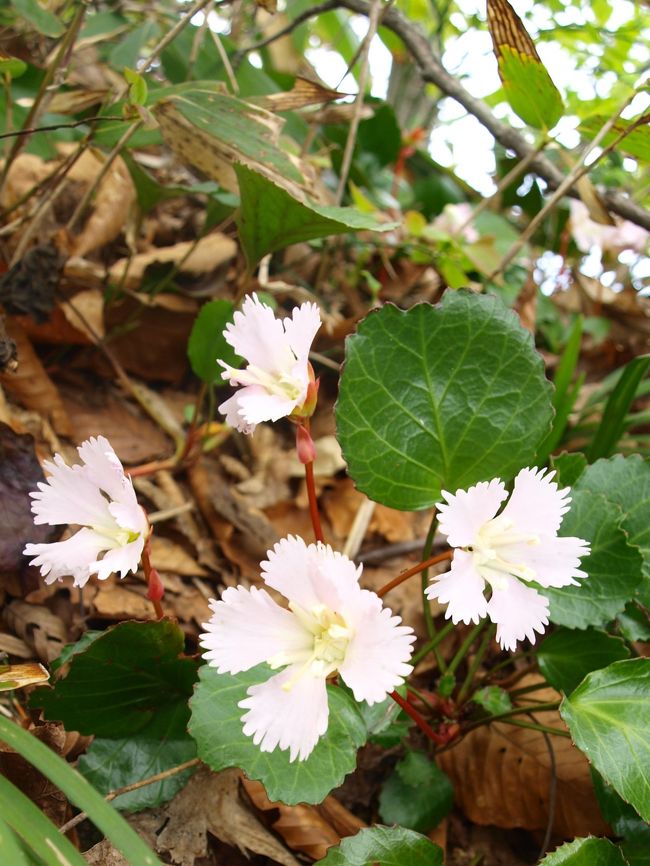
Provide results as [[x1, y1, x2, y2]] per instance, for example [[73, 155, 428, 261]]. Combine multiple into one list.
[[537, 316, 584, 461], [550, 452, 587, 487], [188, 300, 241, 384], [335, 292, 553, 510], [234, 164, 397, 268], [592, 768, 649, 839], [0, 716, 163, 866], [379, 751, 453, 833], [539, 837, 628, 865], [472, 686, 513, 715], [0, 54, 27, 79], [316, 825, 444, 866], [356, 691, 411, 748], [498, 46, 564, 130], [78, 706, 197, 812], [587, 355, 650, 461], [617, 603, 650, 643], [580, 115, 650, 163], [189, 664, 366, 805], [541, 489, 642, 629], [538, 628, 630, 694], [621, 827, 650, 866], [574, 456, 650, 606], [0, 812, 36, 866], [12, 0, 64, 37], [0, 775, 87, 866], [30, 620, 198, 738], [124, 67, 148, 106], [560, 658, 650, 821]]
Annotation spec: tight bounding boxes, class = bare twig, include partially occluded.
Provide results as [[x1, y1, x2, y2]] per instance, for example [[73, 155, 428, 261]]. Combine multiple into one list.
[[335, 0, 383, 204], [0, 116, 126, 142], [58, 758, 201, 835], [487, 90, 641, 281], [233, 0, 340, 62], [337, 0, 650, 229]]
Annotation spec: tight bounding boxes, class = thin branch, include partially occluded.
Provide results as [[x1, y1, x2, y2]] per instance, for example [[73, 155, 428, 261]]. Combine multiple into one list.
[[536, 725, 558, 858], [0, 116, 126, 142], [58, 758, 200, 835], [337, 0, 650, 230], [487, 89, 641, 280], [233, 1, 340, 62], [335, 0, 383, 203]]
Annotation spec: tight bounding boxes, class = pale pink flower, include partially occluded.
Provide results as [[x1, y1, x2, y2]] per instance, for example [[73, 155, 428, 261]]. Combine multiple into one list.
[[23, 436, 148, 588], [570, 200, 648, 254], [200, 536, 415, 762], [426, 468, 590, 651], [432, 203, 479, 243], [218, 293, 321, 434]]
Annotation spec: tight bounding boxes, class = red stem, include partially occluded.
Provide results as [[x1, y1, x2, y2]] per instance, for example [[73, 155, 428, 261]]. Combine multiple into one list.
[[377, 549, 453, 598], [390, 690, 448, 746], [305, 460, 325, 543]]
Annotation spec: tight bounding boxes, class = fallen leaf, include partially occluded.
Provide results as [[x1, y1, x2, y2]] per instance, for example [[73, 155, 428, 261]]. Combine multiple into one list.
[[92, 580, 154, 621], [0, 319, 72, 435], [0, 422, 55, 570], [437, 677, 610, 837], [152, 767, 299, 866], [108, 234, 237, 289], [71, 151, 136, 257], [149, 536, 208, 577], [243, 778, 366, 861], [3, 600, 68, 662], [61, 384, 170, 464], [0, 661, 49, 691], [60, 288, 105, 341]]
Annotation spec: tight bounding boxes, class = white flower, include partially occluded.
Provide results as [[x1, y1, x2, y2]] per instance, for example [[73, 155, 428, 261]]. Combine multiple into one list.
[[218, 293, 321, 434], [570, 200, 648, 254], [23, 436, 148, 588], [432, 203, 479, 243], [426, 468, 590, 651], [200, 535, 415, 762]]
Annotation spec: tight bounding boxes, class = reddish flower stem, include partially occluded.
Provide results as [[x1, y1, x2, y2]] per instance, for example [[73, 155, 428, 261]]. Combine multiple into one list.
[[389, 690, 448, 746], [376, 549, 453, 598], [304, 460, 325, 544]]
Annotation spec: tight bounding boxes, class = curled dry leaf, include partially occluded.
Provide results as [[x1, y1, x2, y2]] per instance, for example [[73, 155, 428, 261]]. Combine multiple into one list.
[[107, 233, 237, 290], [0, 319, 72, 435], [3, 599, 68, 663], [140, 767, 299, 866], [437, 677, 609, 838], [243, 778, 366, 862], [70, 151, 136, 257]]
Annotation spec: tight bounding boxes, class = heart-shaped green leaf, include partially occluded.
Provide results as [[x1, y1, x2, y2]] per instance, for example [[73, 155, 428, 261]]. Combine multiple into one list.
[[541, 490, 642, 629], [561, 658, 650, 822], [335, 292, 553, 510], [316, 825, 444, 865], [189, 664, 366, 805]]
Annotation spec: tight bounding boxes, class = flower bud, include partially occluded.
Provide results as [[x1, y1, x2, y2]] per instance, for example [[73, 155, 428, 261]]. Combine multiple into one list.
[[296, 425, 316, 465], [147, 568, 165, 603]]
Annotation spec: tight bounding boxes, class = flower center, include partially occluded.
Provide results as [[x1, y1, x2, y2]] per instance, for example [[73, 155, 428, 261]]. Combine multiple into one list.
[[279, 603, 353, 690], [91, 525, 141, 548], [467, 515, 540, 588], [247, 364, 304, 402]]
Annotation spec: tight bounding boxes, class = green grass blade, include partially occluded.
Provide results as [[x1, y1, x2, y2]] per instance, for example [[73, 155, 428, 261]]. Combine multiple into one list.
[[587, 354, 650, 461], [0, 716, 163, 866], [0, 775, 86, 866], [0, 812, 34, 866]]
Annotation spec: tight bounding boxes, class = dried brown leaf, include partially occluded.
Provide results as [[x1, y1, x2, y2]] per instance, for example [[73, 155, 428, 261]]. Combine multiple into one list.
[[2, 600, 67, 663], [108, 234, 237, 290], [0, 661, 49, 691], [437, 678, 609, 838], [153, 767, 299, 866], [0, 319, 72, 435], [257, 77, 345, 112], [71, 152, 136, 257], [150, 536, 208, 577], [243, 778, 365, 862]]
